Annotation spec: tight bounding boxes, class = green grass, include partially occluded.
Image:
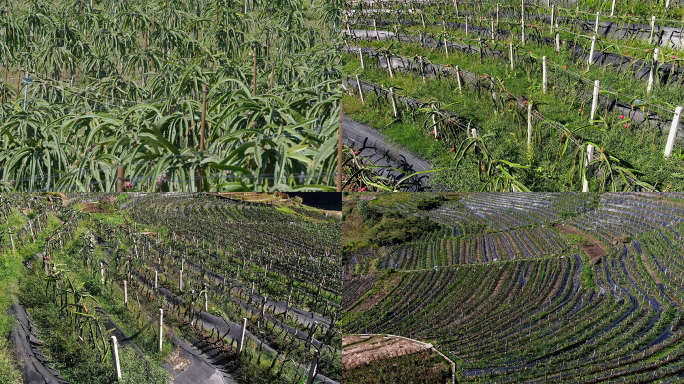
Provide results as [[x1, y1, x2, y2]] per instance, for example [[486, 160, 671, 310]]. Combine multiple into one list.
[[579, 261, 598, 291], [0, 209, 30, 384], [276, 206, 297, 215], [564, 233, 591, 245]]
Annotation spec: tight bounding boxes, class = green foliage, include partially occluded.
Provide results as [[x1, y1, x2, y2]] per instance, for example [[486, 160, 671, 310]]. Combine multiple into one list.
[[580, 262, 598, 291], [342, 32, 684, 191], [0, 0, 340, 192], [82, 279, 104, 297], [371, 216, 441, 246], [357, 201, 381, 221], [416, 196, 444, 210], [564, 233, 590, 246], [119, 347, 171, 384], [0, 338, 21, 384], [558, 211, 577, 218]]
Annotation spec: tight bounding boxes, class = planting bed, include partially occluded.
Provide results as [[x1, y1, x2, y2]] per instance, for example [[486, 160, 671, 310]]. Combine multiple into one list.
[[341, 0, 684, 191], [0, 193, 341, 384], [343, 191, 684, 383]]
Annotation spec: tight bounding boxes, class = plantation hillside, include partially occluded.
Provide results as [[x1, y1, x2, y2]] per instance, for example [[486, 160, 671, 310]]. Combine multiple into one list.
[[0, 192, 341, 384], [343, 191, 684, 383]]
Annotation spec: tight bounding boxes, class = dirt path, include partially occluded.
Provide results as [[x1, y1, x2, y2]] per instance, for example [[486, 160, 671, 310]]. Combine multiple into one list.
[[553, 223, 606, 261]]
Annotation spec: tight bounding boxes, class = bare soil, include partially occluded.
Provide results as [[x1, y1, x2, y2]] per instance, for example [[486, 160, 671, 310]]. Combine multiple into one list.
[[81, 202, 104, 213], [342, 335, 429, 370], [166, 347, 191, 372], [553, 223, 606, 261]]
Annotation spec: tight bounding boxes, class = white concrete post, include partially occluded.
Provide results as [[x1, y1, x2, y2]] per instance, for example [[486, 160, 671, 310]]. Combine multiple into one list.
[[590, 80, 600, 122], [521, 19, 525, 45], [444, 38, 449, 58], [251, 282, 255, 296], [550, 5, 554, 34], [356, 75, 364, 104], [527, 102, 533, 147], [666, 0, 670, 9], [204, 291, 208, 312], [542, 56, 548, 93], [491, 19, 495, 40], [588, 36, 597, 67], [455, 65, 462, 94], [27, 221, 34, 241], [8, 229, 14, 252], [101, 262, 104, 284], [374, 18, 379, 39], [610, 0, 616, 16], [510, 43, 514, 70], [386, 54, 394, 78], [179, 270, 183, 292], [359, 48, 364, 69], [238, 318, 247, 355], [419, 56, 426, 83], [306, 351, 320, 384], [389, 87, 398, 117], [647, 48, 659, 94], [111, 336, 122, 380], [465, 17, 468, 35], [555, 24, 560, 52], [584, 80, 600, 193], [496, 4, 499, 24], [583, 144, 595, 192], [649, 16, 656, 45], [594, 12, 600, 35], [664, 106, 683, 157], [158, 309, 164, 351], [123, 281, 128, 306], [154, 270, 158, 289]]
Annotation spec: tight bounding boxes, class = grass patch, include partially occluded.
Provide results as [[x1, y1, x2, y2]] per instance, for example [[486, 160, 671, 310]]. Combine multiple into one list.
[[0, 209, 31, 384], [564, 233, 591, 245], [579, 261, 598, 291]]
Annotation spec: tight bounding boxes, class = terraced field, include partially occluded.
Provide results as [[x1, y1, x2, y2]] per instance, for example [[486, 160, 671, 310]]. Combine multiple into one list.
[[341, 0, 684, 192], [0, 193, 341, 384], [343, 192, 684, 383]]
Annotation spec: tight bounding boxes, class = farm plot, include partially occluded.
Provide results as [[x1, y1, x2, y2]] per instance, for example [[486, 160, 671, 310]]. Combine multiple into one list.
[[0, 192, 341, 384], [343, 191, 684, 383], [342, 334, 452, 384], [340, 0, 684, 192], [0, 0, 341, 192]]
